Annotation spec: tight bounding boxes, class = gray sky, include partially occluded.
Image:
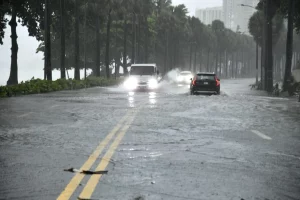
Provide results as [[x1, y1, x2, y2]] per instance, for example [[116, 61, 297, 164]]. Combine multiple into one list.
[[0, 0, 223, 85]]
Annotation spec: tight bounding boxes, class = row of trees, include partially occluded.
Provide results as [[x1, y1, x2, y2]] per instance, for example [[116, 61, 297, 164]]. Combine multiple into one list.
[[248, 0, 300, 93], [1, 0, 257, 86]]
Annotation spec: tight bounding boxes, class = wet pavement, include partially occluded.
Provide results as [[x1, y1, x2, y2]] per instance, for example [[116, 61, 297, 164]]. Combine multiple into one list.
[[0, 79, 300, 200]]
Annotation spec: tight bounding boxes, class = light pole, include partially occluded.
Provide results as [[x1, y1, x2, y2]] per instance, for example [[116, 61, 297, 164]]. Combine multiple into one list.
[[240, 4, 255, 9], [240, 3, 259, 85]]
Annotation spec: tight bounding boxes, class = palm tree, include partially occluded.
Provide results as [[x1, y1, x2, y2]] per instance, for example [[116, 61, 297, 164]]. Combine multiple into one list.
[[211, 20, 225, 74], [105, 3, 113, 78], [44, 0, 52, 81], [283, 0, 295, 91], [6, 3, 18, 85]]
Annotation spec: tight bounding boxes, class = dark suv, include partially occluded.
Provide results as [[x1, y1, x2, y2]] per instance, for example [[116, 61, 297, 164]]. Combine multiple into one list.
[[190, 73, 220, 95]]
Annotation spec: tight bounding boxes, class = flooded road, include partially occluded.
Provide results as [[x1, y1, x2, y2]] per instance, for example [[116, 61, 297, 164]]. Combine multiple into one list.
[[0, 79, 300, 200]]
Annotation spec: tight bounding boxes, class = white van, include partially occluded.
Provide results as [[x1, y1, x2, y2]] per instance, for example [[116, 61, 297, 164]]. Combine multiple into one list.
[[124, 64, 161, 90]]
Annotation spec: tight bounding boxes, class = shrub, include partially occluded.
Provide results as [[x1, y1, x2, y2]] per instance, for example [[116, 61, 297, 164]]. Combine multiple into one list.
[[0, 77, 121, 98]]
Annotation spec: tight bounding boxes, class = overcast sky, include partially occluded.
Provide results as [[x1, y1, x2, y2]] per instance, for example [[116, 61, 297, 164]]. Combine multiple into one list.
[[0, 0, 223, 85]]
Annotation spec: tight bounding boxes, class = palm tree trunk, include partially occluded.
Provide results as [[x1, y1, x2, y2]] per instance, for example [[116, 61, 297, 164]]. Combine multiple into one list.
[[7, 5, 18, 85], [95, 13, 101, 77], [144, 17, 149, 63], [207, 48, 210, 72], [123, 16, 128, 75], [193, 47, 197, 72], [60, 0, 66, 79], [131, 13, 136, 64], [231, 53, 234, 78], [225, 51, 228, 78], [164, 32, 169, 72], [199, 49, 203, 72], [105, 8, 112, 78], [114, 20, 118, 77], [276, 57, 280, 80], [189, 44, 193, 70], [255, 42, 258, 84], [235, 52, 238, 78], [265, 0, 273, 92], [74, 0, 80, 80], [115, 62, 119, 79], [215, 52, 218, 74], [45, 0, 52, 81], [137, 18, 141, 63], [283, 0, 295, 91], [261, 45, 264, 85]]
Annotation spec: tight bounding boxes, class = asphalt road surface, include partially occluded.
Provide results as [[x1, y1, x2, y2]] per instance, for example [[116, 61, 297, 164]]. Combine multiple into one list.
[[0, 79, 300, 200]]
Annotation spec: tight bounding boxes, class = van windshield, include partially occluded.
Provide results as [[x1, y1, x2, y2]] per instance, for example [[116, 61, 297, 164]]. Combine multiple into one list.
[[130, 66, 155, 76]]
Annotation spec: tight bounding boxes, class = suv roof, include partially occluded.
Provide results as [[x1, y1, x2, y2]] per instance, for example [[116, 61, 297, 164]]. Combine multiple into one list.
[[180, 71, 192, 74], [197, 72, 216, 75], [131, 64, 156, 67]]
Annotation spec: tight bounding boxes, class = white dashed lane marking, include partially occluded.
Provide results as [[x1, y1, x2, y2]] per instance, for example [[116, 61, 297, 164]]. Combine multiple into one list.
[[251, 130, 272, 140], [17, 112, 33, 118], [50, 105, 59, 109]]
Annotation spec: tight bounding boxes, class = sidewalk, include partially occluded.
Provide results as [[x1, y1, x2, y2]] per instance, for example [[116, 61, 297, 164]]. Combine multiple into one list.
[[222, 78, 300, 116], [222, 78, 266, 96]]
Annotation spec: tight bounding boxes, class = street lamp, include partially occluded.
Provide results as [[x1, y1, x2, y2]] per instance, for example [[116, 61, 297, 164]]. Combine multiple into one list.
[[240, 4, 255, 9], [239, 4, 259, 85]]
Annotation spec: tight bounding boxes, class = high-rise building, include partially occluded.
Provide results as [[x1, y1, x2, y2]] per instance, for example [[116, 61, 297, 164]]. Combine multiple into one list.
[[195, 7, 223, 25], [223, 0, 259, 33]]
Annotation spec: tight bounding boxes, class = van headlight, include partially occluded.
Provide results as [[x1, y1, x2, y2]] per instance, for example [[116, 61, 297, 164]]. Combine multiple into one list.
[[124, 77, 138, 90], [148, 79, 158, 89]]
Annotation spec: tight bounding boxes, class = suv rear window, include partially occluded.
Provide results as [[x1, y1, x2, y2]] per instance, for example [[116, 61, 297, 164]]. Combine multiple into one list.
[[197, 74, 215, 80]]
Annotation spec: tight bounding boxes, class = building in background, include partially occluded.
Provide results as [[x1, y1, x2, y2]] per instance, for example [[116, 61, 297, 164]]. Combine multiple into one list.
[[195, 7, 223, 25], [223, 0, 259, 34]]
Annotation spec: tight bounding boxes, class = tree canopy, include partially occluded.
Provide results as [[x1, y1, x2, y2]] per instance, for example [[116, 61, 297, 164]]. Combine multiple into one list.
[[1, 0, 258, 83]]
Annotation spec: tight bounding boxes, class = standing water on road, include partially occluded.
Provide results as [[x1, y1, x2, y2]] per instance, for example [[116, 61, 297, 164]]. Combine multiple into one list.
[[1, 1, 300, 200]]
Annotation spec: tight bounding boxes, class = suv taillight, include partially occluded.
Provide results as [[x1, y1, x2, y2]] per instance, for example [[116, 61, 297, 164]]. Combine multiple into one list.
[[215, 76, 220, 86], [192, 79, 196, 85]]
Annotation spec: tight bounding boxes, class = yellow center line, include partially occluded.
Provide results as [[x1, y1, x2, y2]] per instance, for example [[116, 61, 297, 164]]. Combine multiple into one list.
[[57, 110, 134, 200], [78, 110, 138, 199]]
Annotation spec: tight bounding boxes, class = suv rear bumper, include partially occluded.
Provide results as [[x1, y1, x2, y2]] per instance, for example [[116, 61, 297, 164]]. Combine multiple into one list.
[[191, 86, 220, 93]]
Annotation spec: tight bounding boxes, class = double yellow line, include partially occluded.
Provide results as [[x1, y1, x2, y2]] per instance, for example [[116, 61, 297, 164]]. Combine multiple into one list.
[[57, 109, 139, 200]]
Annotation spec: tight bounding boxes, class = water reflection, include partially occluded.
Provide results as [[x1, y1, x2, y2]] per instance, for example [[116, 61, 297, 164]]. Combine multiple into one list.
[[128, 92, 135, 107], [149, 98, 156, 105], [127, 91, 157, 108], [149, 92, 157, 106]]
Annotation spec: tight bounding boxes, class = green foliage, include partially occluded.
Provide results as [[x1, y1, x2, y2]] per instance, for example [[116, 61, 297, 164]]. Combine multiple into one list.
[[248, 11, 284, 47], [0, 77, 121, 98], [277, 0, 300, 33], [1, 0, 257, 80]]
